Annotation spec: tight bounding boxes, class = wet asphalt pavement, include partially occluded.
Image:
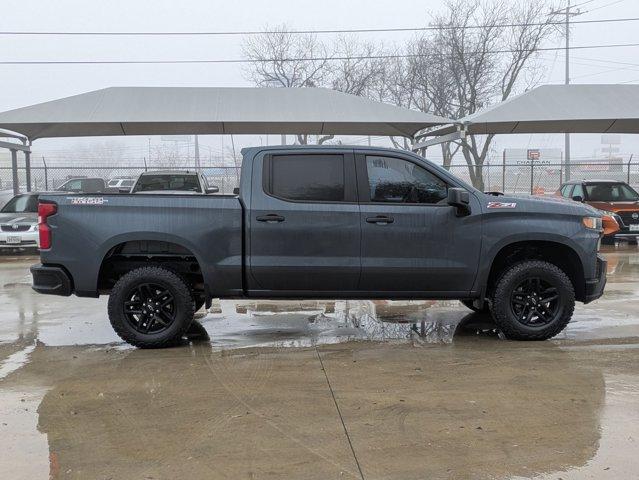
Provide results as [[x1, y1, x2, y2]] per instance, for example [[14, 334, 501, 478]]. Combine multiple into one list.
[[0, 245, 638, 479]]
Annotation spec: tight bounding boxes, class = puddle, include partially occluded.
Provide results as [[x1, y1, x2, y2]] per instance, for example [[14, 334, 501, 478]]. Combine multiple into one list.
[[0, 345, 36, 380], [1, 247, 639, 350]]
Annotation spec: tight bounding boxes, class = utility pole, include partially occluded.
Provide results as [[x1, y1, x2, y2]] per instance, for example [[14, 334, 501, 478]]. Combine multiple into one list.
[[551, 0, 583, 181], [564, 0, 571, 181]]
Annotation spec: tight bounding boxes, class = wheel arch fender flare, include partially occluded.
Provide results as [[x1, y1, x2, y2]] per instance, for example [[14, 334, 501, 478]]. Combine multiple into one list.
[[474, 232, 587, 296]]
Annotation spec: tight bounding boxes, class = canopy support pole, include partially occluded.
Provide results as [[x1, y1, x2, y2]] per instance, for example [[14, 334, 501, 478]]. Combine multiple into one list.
[[11, 149, 19, 196], [25, 144, 32, 192]]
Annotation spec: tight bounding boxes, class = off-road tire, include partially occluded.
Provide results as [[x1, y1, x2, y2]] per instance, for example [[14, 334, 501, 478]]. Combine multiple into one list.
[[491, 260, 575, 341], [108, 266, 195, 348], [460, 299, 490, 314]]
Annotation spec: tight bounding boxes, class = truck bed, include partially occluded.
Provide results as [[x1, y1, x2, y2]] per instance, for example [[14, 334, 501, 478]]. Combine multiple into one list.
[[39, 193, 244, 297]]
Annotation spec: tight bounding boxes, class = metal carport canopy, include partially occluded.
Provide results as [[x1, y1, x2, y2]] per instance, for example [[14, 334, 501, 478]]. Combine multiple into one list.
[[415, 84, 639, 149], [0, 86, 452, 141]]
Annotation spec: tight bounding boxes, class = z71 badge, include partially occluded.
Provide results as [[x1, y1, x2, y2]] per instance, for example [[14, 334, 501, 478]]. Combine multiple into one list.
[[487, 202, 517, 209], [68, 197, 108, 205]]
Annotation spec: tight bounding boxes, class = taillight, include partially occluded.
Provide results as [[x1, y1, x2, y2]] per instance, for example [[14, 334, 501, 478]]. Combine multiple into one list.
[[38, 202, 57, 249]]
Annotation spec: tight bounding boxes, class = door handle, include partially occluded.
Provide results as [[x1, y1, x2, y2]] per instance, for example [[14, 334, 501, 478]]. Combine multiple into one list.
[[366, 215, 394, 225], [256, 213, 285, 223]]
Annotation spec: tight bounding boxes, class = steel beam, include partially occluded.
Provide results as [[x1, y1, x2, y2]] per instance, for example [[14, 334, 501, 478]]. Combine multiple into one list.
[[411, 131, 464, 151], [0, 140, 31, 152]]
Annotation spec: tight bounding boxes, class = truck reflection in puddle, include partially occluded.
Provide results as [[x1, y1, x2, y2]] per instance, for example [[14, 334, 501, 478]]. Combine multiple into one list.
[[196, 299, 497, 349]]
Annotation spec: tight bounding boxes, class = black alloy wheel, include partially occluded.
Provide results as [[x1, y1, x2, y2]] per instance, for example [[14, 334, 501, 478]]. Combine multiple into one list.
[[123, 283, 177, 334], [510, 277, 561, 327]]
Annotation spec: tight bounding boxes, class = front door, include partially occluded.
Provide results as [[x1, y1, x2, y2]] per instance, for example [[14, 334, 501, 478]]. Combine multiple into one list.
[[357, 152, 481, 295], [249, 150, 361, 293]]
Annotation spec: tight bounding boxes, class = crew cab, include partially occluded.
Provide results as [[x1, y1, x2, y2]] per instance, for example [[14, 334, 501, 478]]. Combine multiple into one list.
[[31, 146, 607, 348]]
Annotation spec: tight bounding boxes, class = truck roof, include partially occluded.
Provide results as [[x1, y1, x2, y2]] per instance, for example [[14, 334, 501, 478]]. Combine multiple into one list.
[[240, 144, 417, 155]]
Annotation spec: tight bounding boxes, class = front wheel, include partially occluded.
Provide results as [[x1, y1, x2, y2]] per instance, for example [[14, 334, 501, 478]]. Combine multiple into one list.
[[108, 266, 195, 348], [491, 260, 575, 341]]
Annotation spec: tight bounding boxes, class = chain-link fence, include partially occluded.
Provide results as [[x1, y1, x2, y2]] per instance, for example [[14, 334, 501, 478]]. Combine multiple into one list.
[[1, 159, 637, 197], [448, 160, 638, 194], [0, 164, 242, 195]]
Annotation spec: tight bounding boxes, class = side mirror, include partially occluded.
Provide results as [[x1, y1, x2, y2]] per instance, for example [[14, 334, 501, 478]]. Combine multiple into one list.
[[447, 188, 471, 216], [572, 195, 584, 203], [233, 187, 240, 195], [205, 186, 219, 194], [118, 187, 131, 193]]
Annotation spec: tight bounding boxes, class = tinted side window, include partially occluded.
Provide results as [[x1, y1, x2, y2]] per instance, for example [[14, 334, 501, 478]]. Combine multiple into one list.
[[560, 185, 571, 197], [266, 154, 345, 202], [365, 156, 447, 204], [571, 184, 584, 199]]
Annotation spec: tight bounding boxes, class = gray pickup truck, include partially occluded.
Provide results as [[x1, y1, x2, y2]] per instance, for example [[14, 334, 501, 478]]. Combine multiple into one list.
[[31, 146, 607, 348]]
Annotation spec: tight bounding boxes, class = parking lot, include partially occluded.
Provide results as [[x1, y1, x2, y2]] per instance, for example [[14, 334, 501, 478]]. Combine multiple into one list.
[[0, 244, 636, 479]]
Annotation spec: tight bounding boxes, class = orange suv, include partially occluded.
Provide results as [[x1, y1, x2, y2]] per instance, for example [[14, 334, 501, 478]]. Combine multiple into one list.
[[557, 180, 639, 243]]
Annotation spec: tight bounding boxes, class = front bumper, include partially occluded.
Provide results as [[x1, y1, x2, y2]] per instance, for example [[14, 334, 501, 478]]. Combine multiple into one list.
[[0, 230, 39, 249], [31, 264, 73, 296], [583, 255, 607, 304]]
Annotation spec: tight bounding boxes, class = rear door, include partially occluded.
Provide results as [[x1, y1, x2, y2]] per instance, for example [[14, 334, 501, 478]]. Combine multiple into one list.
[[248, 150, 361, 293], [356, 151, 481, 295]]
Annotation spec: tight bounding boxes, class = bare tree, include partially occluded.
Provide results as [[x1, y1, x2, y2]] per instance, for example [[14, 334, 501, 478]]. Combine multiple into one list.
[[242, 26, 330, 89], [407, 32, 462, 168], [243, 2, 556, 184], [424, 0, 559, 189], [243, 28, 385, 145]]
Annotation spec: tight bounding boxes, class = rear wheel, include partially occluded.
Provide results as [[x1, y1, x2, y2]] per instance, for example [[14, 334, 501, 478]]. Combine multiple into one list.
[[108, 266, 195, 348], [491, 260, 575, 341]]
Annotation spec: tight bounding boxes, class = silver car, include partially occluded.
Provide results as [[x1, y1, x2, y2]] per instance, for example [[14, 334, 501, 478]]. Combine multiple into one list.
[[0, 192, 41, 250]]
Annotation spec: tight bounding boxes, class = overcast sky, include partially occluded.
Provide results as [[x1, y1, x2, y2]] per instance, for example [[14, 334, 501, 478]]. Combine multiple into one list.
[[2, 0, 639, 164]]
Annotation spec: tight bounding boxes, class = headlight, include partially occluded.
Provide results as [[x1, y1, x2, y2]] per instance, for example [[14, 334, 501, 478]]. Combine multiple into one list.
[[582, 216, 602, 230]]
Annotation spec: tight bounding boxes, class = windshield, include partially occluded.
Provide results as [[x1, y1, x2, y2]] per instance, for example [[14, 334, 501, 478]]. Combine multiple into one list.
[[133, 174, 201, 193], [1, 194, 39, 213], [585, 183, 639, 202]]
